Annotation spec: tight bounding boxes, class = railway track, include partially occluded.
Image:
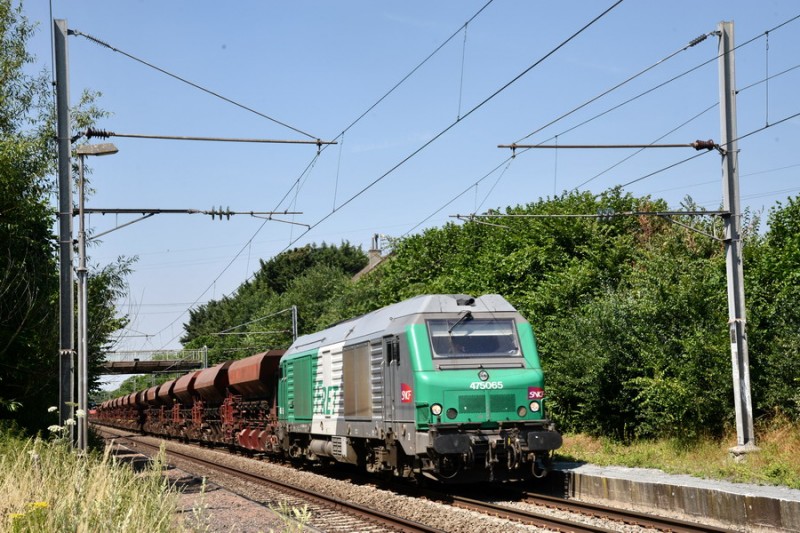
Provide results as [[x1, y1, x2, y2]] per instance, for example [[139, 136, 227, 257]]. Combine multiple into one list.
[[96, 424, 731, 532], [518, 491, 731, 533], [96, 425, 442, 533], [430, 489, 731, 533], [350, 466, 732, 532]]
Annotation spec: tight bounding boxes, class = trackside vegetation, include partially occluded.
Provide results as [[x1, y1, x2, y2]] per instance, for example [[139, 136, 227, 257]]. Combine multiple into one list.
[[559, 414, 800, 489], [179, 190, 800, 442], [172, 189, 800, 489], [0, 0, 128, 432], [0, 425, 180, 532]]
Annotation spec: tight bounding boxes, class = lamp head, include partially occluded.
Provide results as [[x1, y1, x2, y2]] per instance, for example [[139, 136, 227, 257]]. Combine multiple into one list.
[[76, 143, 118, 156]]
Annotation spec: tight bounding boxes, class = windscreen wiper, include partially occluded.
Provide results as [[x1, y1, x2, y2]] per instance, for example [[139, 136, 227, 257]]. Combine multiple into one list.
[[448, 310, 473, 334]]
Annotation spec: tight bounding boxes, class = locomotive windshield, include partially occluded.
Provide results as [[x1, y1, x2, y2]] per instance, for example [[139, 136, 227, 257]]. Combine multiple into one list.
[[427, 318, 521, 358]]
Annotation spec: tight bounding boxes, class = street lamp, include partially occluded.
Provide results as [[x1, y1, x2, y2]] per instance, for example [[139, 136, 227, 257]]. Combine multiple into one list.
[[75, 142, 118, 452]]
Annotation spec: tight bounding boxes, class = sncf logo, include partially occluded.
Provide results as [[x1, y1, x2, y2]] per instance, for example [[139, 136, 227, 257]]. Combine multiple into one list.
[[400, 383, 413, 403], [528, 387, 545, 400]]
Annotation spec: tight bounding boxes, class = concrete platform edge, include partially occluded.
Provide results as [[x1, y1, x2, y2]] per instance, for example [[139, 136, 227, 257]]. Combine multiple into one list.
[[549, 465, 800, 532]]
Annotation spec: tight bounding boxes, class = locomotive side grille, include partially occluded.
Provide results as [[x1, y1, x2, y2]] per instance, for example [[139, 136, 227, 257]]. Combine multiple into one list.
[[332, 436, 344, 457], [459, 395, 486, 413], [329, 349, 344, 417], [286, 365, 294, 406], [489, 394, 516, 413], [370, 340, 383, 418]]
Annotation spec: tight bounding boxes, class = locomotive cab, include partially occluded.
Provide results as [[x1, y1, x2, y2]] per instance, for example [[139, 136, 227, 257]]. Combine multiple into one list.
[[403, 297, 562, 482]]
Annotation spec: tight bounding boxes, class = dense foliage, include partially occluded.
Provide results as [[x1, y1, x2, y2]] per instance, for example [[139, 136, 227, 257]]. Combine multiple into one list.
[[180, 242, 367, 365], [0, 0, 130, 431], [344, 190, 741, 441], [746, 197, 800, 418], [176, 185, 800, 442]]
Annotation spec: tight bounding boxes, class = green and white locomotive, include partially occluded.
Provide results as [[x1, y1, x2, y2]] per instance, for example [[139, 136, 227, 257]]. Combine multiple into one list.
[[278, 293, 562, 483], [96, 293, 562, 484]]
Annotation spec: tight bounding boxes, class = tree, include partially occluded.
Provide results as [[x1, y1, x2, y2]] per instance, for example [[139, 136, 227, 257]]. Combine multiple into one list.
[[0, 0, 60, 425], [170, 185, 800, 441], [746, 195, 800, 419], [348, 190, 739, 440], [181, 242, 367, 363], [0, 0, 129, 431]]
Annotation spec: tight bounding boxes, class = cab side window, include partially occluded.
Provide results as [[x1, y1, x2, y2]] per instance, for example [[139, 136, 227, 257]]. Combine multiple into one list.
[[384, 336, 400, 366]]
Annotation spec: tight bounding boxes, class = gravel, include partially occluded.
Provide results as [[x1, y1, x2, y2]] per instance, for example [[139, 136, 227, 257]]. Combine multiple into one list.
[[134, 435, 672, 532]]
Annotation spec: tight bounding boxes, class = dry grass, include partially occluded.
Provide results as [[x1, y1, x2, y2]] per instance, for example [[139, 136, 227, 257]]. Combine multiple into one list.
[[556, 415, 800, 489], [0, 427, 182, 532]]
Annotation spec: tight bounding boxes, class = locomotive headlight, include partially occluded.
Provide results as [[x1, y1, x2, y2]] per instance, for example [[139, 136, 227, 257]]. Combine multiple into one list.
[[446, 408, 458, 420], [530, 401, 541, 412], [430, 403, 443, 416], [517, 406, 527, 417]]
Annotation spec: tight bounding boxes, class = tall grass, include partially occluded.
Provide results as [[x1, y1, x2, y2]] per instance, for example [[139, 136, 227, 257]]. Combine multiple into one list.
[[0, 426, 181, 532], [557, 414, 800, 489]]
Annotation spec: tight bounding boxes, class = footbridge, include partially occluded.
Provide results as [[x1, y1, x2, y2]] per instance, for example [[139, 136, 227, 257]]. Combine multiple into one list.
[[101, 348, 207, 375]]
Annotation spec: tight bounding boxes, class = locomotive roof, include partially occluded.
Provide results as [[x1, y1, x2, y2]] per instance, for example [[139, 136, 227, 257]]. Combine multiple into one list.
[[284, 293, 518, 355]]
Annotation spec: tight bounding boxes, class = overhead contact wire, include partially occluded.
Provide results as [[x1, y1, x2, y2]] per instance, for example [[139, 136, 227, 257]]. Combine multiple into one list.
[[153, 152, 321, 349], [574, 102, 719, 190], [514, 31, 714, 145], [737, 62, 800, 94], [404, 156, 517, 237], [510, 14, 800, 197], [577, 58, 800, 192], [406, 31, 720, 232], [411, 14, 800, 232], [287, 0, 625, 251], [335, 0, 496, 141], [155, 2, 502, 343], [69, 29, 317, 140], [513, 12, 800, 152], [614, 110, 800, 192]]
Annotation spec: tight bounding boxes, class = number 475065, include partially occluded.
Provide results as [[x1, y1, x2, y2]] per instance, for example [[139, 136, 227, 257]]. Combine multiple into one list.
[[469, 381, 503, 390]]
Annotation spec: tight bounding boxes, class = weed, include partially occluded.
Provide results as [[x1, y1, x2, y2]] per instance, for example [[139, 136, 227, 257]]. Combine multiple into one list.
[[269, 501, 311, 533], [556, 416, 800, 489], [0, 423, 182, 532]]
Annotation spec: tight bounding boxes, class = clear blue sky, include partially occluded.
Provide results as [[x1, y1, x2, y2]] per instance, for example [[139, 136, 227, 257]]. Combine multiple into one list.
[[21, 1, 800, 385]]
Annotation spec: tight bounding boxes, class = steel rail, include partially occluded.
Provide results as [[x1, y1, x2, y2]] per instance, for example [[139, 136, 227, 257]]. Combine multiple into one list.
[[95, 425, 442, 533], [95, 424, 730, 532], [521, 491, 731, 533], [405, 481, 732, 533], [443, 494, 616, 533]]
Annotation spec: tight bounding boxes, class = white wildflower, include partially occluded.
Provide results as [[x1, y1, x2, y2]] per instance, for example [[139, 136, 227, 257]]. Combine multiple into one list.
[[48, 406, 58, 413], [75, 409, 86, 418], [63, 418, 75, 426], [48, 425, 63, 433]]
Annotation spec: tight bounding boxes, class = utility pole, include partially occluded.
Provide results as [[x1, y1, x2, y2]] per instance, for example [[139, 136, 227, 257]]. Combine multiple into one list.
[[75, 143, 119, 452], [718, 21, 757, 454], [291, 305, 298, 341], [54, 19, 74, 440]]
